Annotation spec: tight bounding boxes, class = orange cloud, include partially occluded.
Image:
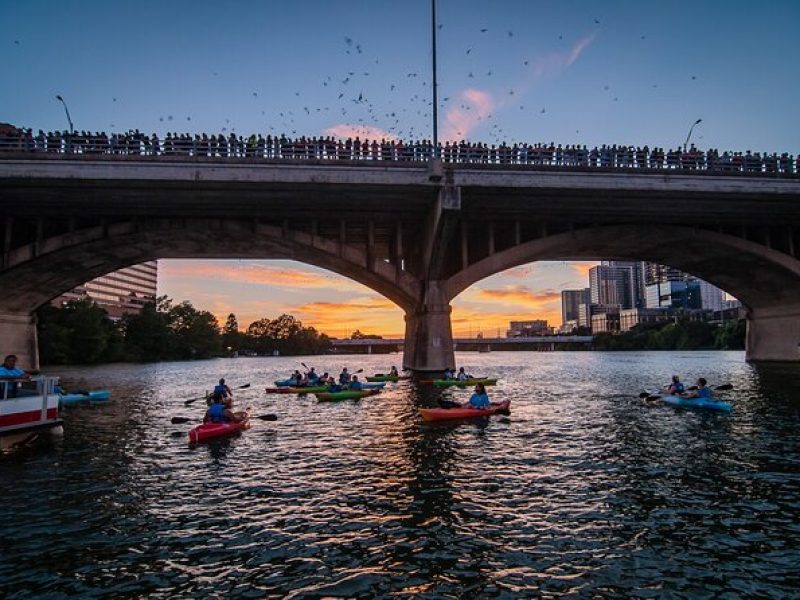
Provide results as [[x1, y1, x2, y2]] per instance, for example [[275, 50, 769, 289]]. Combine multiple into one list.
[[476, 286, 560, 308], [292, 296, 404, 338], [570, 261, 599, 280], [324, 124, 396, 140], [441, 88, 495, 141], [450, 305, 561, 337], [160, 261, 366, 292]]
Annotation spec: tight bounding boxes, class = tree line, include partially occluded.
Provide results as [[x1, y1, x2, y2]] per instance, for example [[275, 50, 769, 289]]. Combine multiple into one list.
[[592, 318, 746, 351], [37, 296, 332, 365]]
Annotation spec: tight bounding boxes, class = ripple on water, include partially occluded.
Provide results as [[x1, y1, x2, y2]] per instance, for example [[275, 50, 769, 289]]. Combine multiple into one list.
[[1, 352, 800, 598]]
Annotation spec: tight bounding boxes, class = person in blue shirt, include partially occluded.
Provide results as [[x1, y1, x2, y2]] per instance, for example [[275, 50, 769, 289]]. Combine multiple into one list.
[[666, 375, 685, 395], [0, 354, 31, 398], [349, 375, 363, 390], [467, 383, 491, 409], [443, 367, 454, 380], [204, 396, 243, 423], [211, 378, 232, 403], [456, 367, 470, 381], [682, 378, 713, 399]]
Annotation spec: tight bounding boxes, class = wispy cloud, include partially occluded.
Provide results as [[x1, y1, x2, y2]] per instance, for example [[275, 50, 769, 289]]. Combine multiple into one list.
[[475, 285, 560, 309], [570, 261, 599, 280], [441, 88, 495, 141], [441, 35, 596, 140], [324, 124, 396, 140], [159, 261, 366, 293], [293, 295, 403, 338]]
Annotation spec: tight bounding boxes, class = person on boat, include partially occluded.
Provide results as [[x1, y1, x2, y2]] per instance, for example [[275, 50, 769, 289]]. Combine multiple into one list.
[[349, 375, 363, 390], [212, 378, 233, 403], [467, 383, 491, 409], [326, 376, 342, 392], [443, 367, 454, 380], [204, 396, 244, 423], [681, 377, 714, 399], [665, 375, 685, 395], [291, 370, 303, 385], [339, 368, 351, 385], [389, 366, 399, 377], [307, 367, 319, 382], [0, 354, 31, 398], [456, 367, 470, 381]]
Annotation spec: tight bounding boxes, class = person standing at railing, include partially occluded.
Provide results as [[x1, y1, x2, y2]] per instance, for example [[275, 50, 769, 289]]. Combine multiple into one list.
[[0, 354, 32, 398]]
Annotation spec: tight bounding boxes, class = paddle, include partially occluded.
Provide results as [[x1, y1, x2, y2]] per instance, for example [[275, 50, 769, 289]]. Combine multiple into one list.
[[170, 413, 277, 424], [184, 383, 251, 406]]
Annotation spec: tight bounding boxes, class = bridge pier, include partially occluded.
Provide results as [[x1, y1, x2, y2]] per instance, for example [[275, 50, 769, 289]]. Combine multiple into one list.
[[0, 312, 39, 370], [746, 304, 800, 362], [402, 284, 455, 373]]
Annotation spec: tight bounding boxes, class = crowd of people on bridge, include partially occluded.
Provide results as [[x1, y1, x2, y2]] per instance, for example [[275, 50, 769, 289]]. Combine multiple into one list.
[[0, 126, 797, 175]]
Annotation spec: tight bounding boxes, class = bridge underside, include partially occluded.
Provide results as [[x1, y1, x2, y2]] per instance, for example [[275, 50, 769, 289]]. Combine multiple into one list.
[[2, 157, 800, 368]]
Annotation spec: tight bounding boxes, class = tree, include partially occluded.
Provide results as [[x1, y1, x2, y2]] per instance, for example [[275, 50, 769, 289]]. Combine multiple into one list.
[[222, 313, 240, 352], [121, 301, 171, 361]]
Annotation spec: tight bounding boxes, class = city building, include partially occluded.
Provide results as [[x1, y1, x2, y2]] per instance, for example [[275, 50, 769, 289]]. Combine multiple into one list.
[[698, 280, 725, 311], [507, 320, 551, 337], [590, 264, 638, 309], [561, 288, 590, 325], [591, 307, 621, 333], [583, 304, 620, 332], [52, 261, 158, 318], [619, 308, 671, 332], [645, 280, 702, 310]]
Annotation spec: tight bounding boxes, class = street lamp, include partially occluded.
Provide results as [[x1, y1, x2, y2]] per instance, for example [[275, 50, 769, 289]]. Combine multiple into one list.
[[431, 0, 438, 157], [55, 95, 74, 134], [683, 118, 702, 152]]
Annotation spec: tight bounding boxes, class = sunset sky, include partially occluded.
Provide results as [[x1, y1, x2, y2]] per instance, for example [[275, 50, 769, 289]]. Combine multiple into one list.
[[3, 1, 798, 337]]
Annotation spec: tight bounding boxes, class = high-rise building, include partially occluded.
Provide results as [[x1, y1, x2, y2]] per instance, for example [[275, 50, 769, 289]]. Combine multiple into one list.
[[590, 264, 636, 308], [698, 280, 725, 312], [561, 288, 590, 325], [645, 279, 702, 310], [643, 262, 685, 285], [53, 261, 158, 318]]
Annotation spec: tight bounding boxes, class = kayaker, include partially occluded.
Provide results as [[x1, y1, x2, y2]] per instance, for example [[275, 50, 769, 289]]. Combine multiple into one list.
[[291, 370, 303, 385], [665, 375, 685, 395], [212, 378, 233, 402], [389, 366, 399, 377], [339, 368, 351, 385], [467, 383, 491, 409], [681, 378, 713, 399], [0, 354, 31, 398], [204, 396, 243, 423], [456, 367, 470, 381], [443, 367, 454, 380], [327, 376, 342, 392], [307, 367, 319, 382], [349, 375, 363, 390]]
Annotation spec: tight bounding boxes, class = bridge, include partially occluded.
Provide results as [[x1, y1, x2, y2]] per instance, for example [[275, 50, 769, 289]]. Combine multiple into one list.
[[1, 142, 800, 371], [331, 336, 594, 354]]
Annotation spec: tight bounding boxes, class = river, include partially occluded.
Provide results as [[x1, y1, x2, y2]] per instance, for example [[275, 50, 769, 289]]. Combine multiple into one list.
[[1, 351, 799, 598]]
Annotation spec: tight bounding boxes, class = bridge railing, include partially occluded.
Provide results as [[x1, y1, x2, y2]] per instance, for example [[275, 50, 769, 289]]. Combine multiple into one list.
[[0, 131, 796, 175]]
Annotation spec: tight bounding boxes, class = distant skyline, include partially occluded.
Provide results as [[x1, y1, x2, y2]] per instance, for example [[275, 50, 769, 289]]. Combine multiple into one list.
[[4, 1, 797, 335]]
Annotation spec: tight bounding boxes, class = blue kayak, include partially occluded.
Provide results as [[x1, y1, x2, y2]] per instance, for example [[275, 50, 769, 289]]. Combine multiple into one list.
[[358, 382, 386, 390], [660, 394, 732, 412], [59, 390, 111, 405]]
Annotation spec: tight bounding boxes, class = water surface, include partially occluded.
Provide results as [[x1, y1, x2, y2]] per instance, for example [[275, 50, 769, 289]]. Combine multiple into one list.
[[2, 351, 799, 598]]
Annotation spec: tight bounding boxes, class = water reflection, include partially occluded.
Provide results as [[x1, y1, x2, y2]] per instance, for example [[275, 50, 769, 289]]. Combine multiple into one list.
[[1, 352, 799, 597]]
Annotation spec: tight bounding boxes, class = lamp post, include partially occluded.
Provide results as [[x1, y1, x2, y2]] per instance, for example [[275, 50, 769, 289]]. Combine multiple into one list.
[[55, 95, 74, 134], [431, 0, 439, 159], [683, 118, 701, 152]]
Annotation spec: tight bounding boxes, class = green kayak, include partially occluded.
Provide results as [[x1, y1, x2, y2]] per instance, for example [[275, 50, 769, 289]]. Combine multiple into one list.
[[366, 375, 409, 382], [315, 389, 379, 402], [432, 378, 497, 388]]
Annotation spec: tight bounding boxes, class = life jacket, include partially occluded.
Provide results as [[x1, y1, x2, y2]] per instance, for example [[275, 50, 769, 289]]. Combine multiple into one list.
[[208, 403, 226, 423]]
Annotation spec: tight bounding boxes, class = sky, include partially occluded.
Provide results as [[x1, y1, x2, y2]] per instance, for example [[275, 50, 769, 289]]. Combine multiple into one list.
[[3, 1, 798, 336]]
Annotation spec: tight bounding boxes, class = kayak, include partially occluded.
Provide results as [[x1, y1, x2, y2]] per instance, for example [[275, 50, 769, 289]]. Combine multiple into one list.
[[315, 389, 380, 402], [265, 385, 329, 394], [420, 400, 511, 422], [359, 382, 386, 390], [274, 378, 301, 387], [432, 378, 497, 388], [59, 390, 110, 405], [661, 394, 732, 412], [188, 411, 251, 443], [366, 375, 410, 382]]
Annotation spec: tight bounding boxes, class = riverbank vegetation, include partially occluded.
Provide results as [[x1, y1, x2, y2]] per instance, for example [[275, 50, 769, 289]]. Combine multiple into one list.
[[593, 318, 746, 351], [37, 297, 331, 364]]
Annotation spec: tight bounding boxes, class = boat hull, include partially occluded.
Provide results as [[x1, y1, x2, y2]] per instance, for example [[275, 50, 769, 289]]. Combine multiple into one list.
[[420, 400, 511, 422]]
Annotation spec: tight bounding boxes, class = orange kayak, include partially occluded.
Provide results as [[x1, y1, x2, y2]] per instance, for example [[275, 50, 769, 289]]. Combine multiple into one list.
[[188, 411, 251, 443], [419, 400, 511, 422]]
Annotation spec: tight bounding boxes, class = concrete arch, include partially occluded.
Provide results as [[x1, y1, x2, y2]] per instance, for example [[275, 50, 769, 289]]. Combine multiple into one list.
[[445, 224, 800, 311], [0, 219, 421, 315]]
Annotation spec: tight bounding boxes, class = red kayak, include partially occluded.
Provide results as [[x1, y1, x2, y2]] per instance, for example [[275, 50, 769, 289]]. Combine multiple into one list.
[[188, 411, 251, 443], [419, 400, 511, 422]]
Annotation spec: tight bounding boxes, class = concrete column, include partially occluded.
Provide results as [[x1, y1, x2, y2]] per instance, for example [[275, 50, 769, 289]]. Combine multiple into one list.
[[402, 281, 455, 373], [0, 313, 39, 370], [746, 304, 800, 362]]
